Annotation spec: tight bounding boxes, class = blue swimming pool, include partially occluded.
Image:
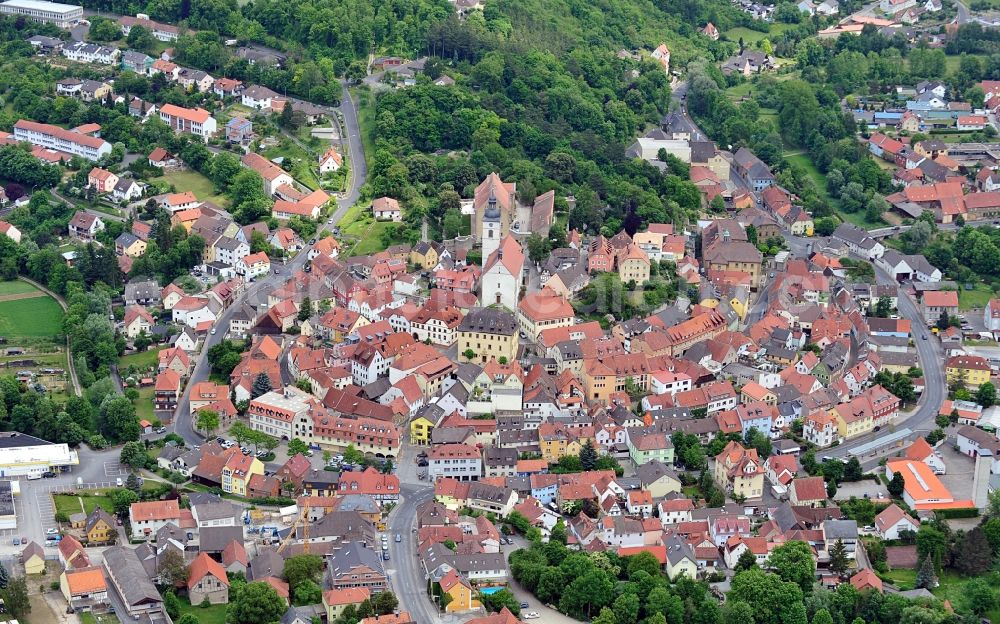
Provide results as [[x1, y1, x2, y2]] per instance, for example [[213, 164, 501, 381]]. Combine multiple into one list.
[[478, 586, 506, 595]]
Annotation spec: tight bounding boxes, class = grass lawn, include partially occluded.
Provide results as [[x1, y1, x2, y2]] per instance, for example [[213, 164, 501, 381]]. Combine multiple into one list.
[[338, 201, 399, 255], [352, 223, 392, 255], [119, 347, 163, 372], [178, 597, 228, 624], [352, 87, 376, 169], [151, 170, 230, 208], [88, 204, 125, 218], [784, 152, 885, 228], [0, 280, 40, 296], [723, 24, 793, 44], [957, 283, 994, 310], [932, 132, 980, 143], [53, 492, 113, 518], [134, 386, 154, 422], [943, 53, 988, 73], [726, 82, 754, 101], [882, 568, 1000, 621], [0, 293, 64, 337]]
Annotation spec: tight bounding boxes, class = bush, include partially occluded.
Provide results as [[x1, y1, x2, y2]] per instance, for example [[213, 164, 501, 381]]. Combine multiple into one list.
[[54, 511, 69, 523], [936, 507, 980, 519], [251, 496, 296, 506]]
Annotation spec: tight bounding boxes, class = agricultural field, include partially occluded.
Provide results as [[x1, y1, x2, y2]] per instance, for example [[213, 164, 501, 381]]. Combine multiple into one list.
[[0, 280, 70, 400]]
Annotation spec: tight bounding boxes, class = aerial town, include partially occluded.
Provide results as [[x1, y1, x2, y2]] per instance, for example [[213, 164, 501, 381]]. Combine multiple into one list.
[[0, 0, 999, 623]]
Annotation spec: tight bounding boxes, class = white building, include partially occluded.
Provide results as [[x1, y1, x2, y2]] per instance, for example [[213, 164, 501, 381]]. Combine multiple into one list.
[[236, 252, 270, 279], [247, 387, 312, 440], [985, 299, 1000, 332], [427, 443, 482, 481], [873, 503, 919, 540], [480, 235, 524, 312], [0, 0, 82, 27], [0, 432, 79, 477], [159, 104, 217, 141], [62, 40, 119, 64], [13, 119, 111, 161], [241, 85, 280, 109]]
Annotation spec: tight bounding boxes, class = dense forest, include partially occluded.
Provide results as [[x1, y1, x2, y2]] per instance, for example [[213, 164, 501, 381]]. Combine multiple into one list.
[[360, 0, 758, 241]]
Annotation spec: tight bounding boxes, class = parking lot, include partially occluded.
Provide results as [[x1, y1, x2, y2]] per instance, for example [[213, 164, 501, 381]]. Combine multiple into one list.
[[832, 479, 887, 502], [936, 440, 976, 502], [103, 461, 126, 478]]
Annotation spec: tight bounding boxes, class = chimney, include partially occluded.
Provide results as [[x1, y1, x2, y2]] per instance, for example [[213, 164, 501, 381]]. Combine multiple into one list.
[[973, 449, 993, 509]]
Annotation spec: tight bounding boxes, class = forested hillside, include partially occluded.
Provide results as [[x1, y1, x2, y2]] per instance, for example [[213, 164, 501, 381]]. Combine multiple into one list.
[[363, 0, 757, 245]]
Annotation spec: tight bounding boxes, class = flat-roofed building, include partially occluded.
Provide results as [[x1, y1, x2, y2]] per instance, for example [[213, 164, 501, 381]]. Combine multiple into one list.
[[0, 0, 82, 27], [0, 432, 79, 477]]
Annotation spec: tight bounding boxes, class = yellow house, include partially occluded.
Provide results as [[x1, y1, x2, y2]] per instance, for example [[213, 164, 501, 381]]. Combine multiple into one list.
[[410, 411, 438, 446], [457, 308, 519, 364], [84, 507, 116, 544], [945, 355, 991, 388], [320, 308, 370, 343], [729, 297, 747, 320], [790, 216, 814, 237], [538, 423, 584, 462], [118, 235, 147, 257], [832, 397, 874, 440], [222, 453, 264, 497], [20, 542, 45, 575], [664, 537, 698, 579], [323, 588, 370, 620], [741, 382, 776, 406], [713, 441, 763, 500], [409, 241, 439, 270], [617, 245, 651, 285], [439, 570, 481, 613]]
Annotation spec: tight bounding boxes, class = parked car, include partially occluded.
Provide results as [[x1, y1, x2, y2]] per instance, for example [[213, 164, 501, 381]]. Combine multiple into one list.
[[417, 459, 428, 467], [41, 471, 56, 478], [155, 427, 166, 434], [115, 477, 123, 487], [520, 603, 530, 609], [523, 613, 539, 620]]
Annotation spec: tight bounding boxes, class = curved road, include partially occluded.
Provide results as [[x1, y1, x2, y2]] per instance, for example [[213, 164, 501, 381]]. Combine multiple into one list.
[[780, 235, 945, 461], [171, 83, 368, 445]]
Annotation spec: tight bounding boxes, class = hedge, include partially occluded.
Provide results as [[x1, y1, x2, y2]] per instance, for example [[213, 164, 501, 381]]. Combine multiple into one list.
[[936, 507, 979, 519]]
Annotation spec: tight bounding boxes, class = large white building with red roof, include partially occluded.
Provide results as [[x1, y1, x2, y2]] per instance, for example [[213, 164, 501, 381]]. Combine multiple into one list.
[[14, 119, 111, 161], [159, 104, 217, 141]]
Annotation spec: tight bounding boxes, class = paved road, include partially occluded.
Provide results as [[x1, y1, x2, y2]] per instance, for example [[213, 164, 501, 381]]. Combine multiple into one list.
[[387, 483, 437, 624], [828, 268, 945, 459], [171, 82, 368, 446], [955, 0, 971, 24], [781, 234, 946, 458]]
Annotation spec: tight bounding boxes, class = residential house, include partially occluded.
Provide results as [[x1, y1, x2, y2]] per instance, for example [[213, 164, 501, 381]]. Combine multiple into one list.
[[188, 552, 230, 605]]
